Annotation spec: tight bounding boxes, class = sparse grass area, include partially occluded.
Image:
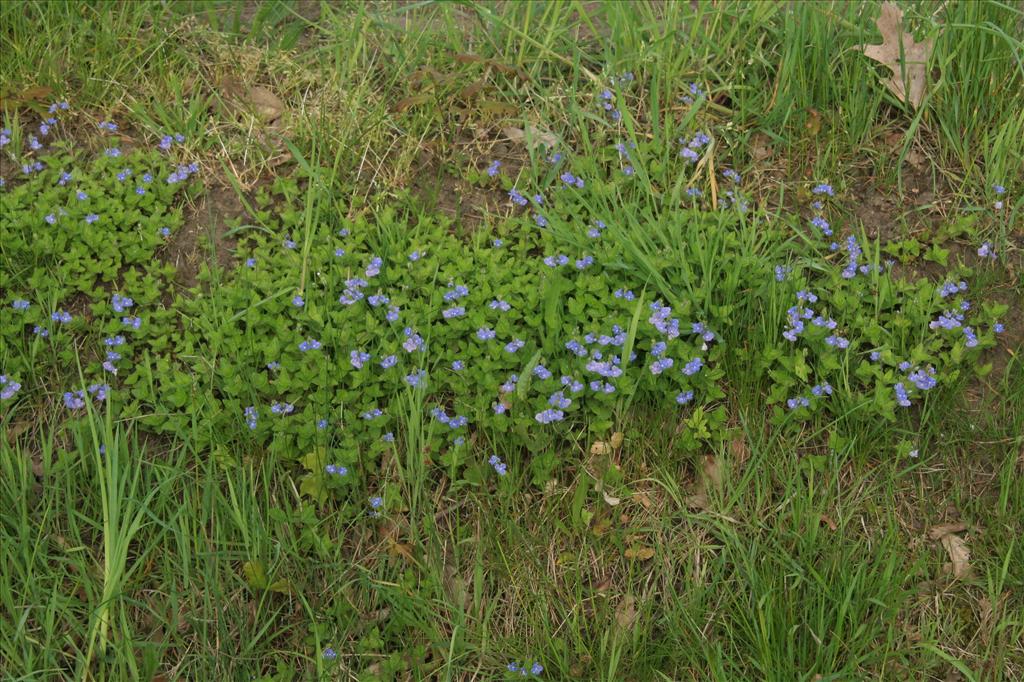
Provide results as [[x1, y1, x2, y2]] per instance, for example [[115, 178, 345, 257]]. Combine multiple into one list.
[[2, 1, 1023, 681]]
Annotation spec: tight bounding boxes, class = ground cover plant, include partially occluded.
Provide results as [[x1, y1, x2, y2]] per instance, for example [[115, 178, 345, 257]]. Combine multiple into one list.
[[1, 1, 1022, 681]]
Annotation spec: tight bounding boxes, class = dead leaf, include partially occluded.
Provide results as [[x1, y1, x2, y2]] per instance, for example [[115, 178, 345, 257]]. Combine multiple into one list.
[[247, 86, 286, 121], [905, 147, 927, 169], [593, 577, 613, 592], [610, 432, 624, 449], [590, 441, 612, 456], [805, 108, 822, 136], [602, 490, 621, 506], [684, 492, 710, 511], [632, 491, 652, 510], [503, 125, 558, 150], [819, 514, 838, 531], [940, 533, 972, 579], [624, 546, 655, 561], [615, 595, 638, 629], [393, 94, 431, 114], [859, 2, 934, 108], [749, 133, 773, 162], [702, 455, 722, 488], [929, 522, 968, 540]]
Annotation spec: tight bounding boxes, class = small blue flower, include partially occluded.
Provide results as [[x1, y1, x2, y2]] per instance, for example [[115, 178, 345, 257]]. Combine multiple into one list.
[[292, 295, 304, 307], [370, 496, 384, 509], [104, 147, 121, 158], [504, 338, 525, 354], [0, 375, 22, 400], [51, 310, 73, 323], [486, 160, 501, 177], [812, 183, 835, 196], [682, 357, 703, 376], [405, 369, 427, 387], [451, 360, 464, 371], [350, 349, 371, 369], [121, 316, 142, 329], [159, 226, 170, 237], [380, 355, 398, 369], [382, 432, 395, 442], [477, 327, 496, 341], [12, 299, 30, 310], [489, 454, 508, 476], [245, 257, 257, 268], [322, 647, 337, 661], [298, 339, 322, 352]]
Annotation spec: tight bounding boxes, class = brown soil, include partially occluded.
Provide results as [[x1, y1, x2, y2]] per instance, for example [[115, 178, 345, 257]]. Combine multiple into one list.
[[162, 185, 247, 290]]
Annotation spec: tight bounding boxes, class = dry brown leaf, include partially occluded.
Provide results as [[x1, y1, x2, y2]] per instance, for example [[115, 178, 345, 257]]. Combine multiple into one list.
[[929, 522, 968, 540], [749, 133, 773, 162], [702, 455, 722, 488], [940, 533, 972, 579], [615, 595, 638, 629], [684, 492, 710, 511], [602, 490, 622, 506], [590, 441, 612, 456], [593, 577, 613, 592], [805, 108, 822, 136], [632, 491, 652, 510], [859, 2, 934, 109], [503, 125, 558, 149], [819, 514, 838, 532], [247, 86, 286, 121], [624, 546, 655, 561], [610, 432, 624, 449]]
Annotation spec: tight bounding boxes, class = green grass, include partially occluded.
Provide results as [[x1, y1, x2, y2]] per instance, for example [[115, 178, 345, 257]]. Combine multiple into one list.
[[2, 1, 1023, 680]]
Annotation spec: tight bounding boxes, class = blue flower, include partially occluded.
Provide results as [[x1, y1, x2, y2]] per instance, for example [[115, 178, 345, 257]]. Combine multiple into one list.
[[63, 390, 86, 410], [408, 250, 421, 261], [365, 256, 383, 277], [382, 432, 395, 442], [111, 294, 134, 313], [489, 454, 508, 476], [370, 496, 384, 509], [367, 293, 389, 307], [159, 226, 170, 237], [504, 338, 525, 354], [535, 408, 565, 424], [361, 408, 383, 420], [500, 374, 519, 393], [12, 299, 30, 310], [490, 299, 511, 312], [0, 375, 22, 400], [451, 360, 464, 371], [994, 322, 1005, 333], [493, 239, 504, 247], [508, 188, 528, 206], [614, 288, 635, 301], [87, 385, 110, 403], [405, 369, 427, 387], [402, 328, 425, 352], [335, 248, 345, 257], [245, 257, 256, 268], [33, 326, 48, 337], [298, 339, 322, 352], [322, 647, 337, 661], [774, 265, 790, 282], [104, 147, 121, 157], [283, 237, 297, 249], [477, 327, 496, 341], [443, 306, 465, 319], [810, 216, 832, 236], [812, 183, 835, 196], [292, 295, 304, 307], [486, 160, 501, 177], [575, 255, 594, 269], [443, 284, 469, 302], [386, 305, 400, 322], [650, 357, 674, 375], [977, 242, 996, 259], [51, 310, 73, 323], [325, 464, 348, 476], [894, 383, 911, 407], [534, 214, 548, 228], [270, 401, 294, 415], [121, 316, 142, 329], [682, 357, 703, 376], [350, 349, 371, 369], [532, 364, 552, 380]]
